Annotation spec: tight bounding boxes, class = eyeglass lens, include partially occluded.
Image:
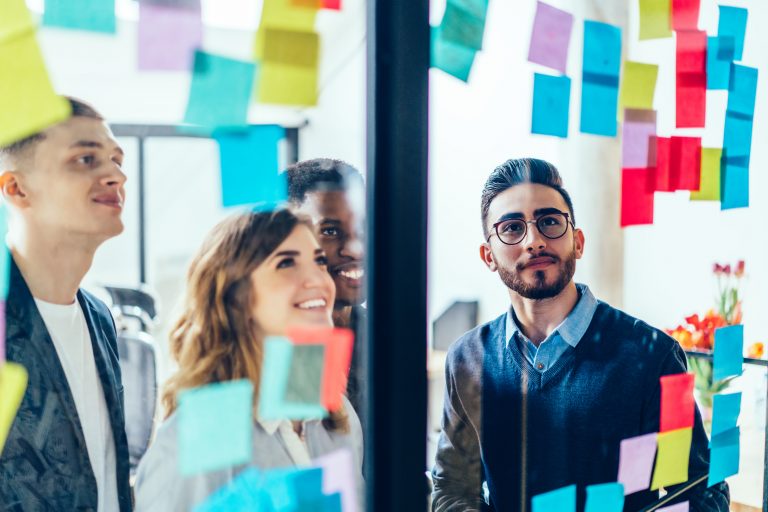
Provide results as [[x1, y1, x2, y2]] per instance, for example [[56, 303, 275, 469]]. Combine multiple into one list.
[[496, 214, 568, 245]]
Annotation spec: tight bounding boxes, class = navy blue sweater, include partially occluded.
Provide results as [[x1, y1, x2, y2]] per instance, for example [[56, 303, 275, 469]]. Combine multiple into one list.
[[432, 301, 729, 512]]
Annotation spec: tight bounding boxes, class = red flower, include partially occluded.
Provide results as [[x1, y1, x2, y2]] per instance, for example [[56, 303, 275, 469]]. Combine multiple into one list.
[[735, 260, 745, 278]]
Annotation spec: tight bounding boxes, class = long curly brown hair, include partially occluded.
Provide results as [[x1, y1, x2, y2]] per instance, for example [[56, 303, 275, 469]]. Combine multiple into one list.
[[161, 209, 348, 432]]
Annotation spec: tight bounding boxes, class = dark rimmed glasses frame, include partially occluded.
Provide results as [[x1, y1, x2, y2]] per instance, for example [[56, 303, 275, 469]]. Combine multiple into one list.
[[487, 211, 574, 245]]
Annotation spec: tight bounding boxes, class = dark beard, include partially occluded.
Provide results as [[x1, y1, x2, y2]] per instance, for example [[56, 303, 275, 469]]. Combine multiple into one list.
[[498, 250, 576, 300]]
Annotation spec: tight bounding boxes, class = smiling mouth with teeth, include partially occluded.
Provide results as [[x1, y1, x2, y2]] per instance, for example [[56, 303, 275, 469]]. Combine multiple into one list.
[[296, 298, 328, 310], [337, 268, 364, 280]]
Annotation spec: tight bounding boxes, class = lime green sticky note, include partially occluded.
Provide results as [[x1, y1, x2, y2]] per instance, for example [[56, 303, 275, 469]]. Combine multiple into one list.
[[0, 363, 29, 455], [262, 28, 319, 68], [255, 27, 319, 107], [691, 148, 721, 201], [639, 0, 672, 40], [651, 427, 692, 490], [0, 32, 72, 147], [0, 0, 34, 41], [261, 0, 318, 31], [620, 61, 658, 119]]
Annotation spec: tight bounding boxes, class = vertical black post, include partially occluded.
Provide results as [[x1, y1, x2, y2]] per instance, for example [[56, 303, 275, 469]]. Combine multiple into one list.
[[366, 0, 429, 510], [137, 137, 147, 284]]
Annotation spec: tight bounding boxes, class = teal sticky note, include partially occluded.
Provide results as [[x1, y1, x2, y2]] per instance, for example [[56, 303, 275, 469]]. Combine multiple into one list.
[[713, 325, 744, 380], [717, 6, 747, 61], [183, 51, 256, 133], [178, 379, 254, 476], [585, 482, 624, 512], [532, 73, 570, 138], [707, 36, 733, 90], [722, 112, 753, 165], [431, 26, 477, 82], [708, 427, 740, 486], [580, 20, 621, 137], [263, 467, 325, 509], [439, 0, 487, 51], [43, 0, 116, 33], [0, 205, 9, 298], [194, 468, 265, 511], [727, 64, 758, 118], [581, 81, 619, 136], [712, 392, 741, 438], [213, 125, 286, 209], [720, 162, 749, 210], [583, 20, 622, 77], [532, 484, 576, 512]]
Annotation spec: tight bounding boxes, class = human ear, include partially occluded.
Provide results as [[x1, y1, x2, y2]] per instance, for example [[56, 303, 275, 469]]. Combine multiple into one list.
[[573, 228, 585, 259], [480, 243, 498, 272], [0, 171, 29, 208]]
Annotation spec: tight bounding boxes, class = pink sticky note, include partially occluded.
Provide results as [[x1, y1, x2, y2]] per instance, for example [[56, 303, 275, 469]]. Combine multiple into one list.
[[313, 448, 358, 512], [670, 136, 702, 191], [622, 109, 657, 168], [617, 432, 658, 494], [527, 1, 574, 73], [659, 502, 690, 512], [621, 168, 655, 227], [660, 373, 695, 432], [138, 2, 203, 71]]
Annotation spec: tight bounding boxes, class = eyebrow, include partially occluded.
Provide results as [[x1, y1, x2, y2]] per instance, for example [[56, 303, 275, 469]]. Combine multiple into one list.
[[69, 140, 125, 156], [496, 207, 565, 223], [269, 248, 324, 261]]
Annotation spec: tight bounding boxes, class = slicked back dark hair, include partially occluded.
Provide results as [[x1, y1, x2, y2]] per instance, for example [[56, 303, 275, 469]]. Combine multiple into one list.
[[286, 158, 364, 204], [480, 158, 576, 237]]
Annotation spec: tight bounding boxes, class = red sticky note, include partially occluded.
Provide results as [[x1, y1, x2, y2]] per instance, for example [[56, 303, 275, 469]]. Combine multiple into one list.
[[291, 0, 340, 8], [653, 137, 673, 192], [660, 373, 695, 432], [287, 326, 354, 412], [670, 136, 701, 190], [672, 0, 700, 31], [621, 168, 655, 227], [322, 0, 341, 9], [676, 30, 706, 128]]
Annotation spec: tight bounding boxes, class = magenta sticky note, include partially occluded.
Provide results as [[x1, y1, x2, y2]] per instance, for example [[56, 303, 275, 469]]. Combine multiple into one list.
[[528, 1, 574, 73], [138, 1, 202, 71], [617, 432, 658, 495], [622, 109, 657, 168], [313, 448, 358, 512]]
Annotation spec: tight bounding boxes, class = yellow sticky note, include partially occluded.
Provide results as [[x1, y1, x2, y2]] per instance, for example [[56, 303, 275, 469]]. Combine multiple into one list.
[[261, 0, 318, 31], [263, 28, 319, 67], [691, 148, 722, 201], [650, 427, 692, 490], [258, 61, 318, 106], [0, 363, 29, 455], [639, 0, 672, 40], [620, 61, 658, 120], [0, 0, 34, 42], [0, 32, 72, 147]]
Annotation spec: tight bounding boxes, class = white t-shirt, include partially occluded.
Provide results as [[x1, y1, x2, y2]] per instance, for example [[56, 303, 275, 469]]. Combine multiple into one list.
[[35, 298, 119, 512]]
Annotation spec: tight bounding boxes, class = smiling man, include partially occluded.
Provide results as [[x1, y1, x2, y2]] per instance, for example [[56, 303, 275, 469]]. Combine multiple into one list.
[[431, 158, 729, 511], [0, 97, 132, 511]]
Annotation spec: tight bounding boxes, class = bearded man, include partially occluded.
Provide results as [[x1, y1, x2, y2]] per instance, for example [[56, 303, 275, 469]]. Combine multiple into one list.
[[430, 158, 729, 512]]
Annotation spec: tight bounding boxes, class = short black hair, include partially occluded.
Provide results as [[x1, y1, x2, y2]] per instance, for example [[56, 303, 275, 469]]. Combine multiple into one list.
[[480, 158, 576, 237], [286, 158, 364, 203]]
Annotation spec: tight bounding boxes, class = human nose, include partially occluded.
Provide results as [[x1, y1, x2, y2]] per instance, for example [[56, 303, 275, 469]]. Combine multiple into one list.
[[304, 262, 332, 289], [339, 233, 363, 260], [101, 161, 127, 188], [521, 220, 546, 252]]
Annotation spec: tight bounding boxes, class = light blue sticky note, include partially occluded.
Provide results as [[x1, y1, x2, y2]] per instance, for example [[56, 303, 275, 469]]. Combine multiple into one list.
[[532, 73, 571, 138], [585, 482, 624, 512], [720, 162, 749, 210], [194, 468, 265, 511], [0, 205, 10, 298], [713, 325, 744, 380], [178, 379, 254, 476], [722, 111, 753, 165], [708, 427, 740, 486], [583, 20, 622, 77], [581, 20, 621, 137], [262, 467, 325, 509], [183, 51, 256, 133], [213, 125, 286, 209], [717, 6, 747, 61], [43, 0, 116, 33], [581, 81, 619, 136], [532, 484, 576, 512], [431, 26, 477, 83], [727, 64, 758, 118], [707, 36, 732, 90], [712, 393, 741, 438]]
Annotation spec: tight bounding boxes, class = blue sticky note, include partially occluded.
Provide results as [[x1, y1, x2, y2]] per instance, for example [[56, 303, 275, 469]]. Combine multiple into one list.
[[194, 468, 265, 511], [713, 325, 744, 380], [722, 112, 753, 165], [214, 125, 286, 209], [0, 205, 9, 298], [431, 26, 477, 83], [532, 73, 571, 138], [43, 0, 116, 33], [183, 51, 256, 133], [532, 484, 576, 512], [262, 467, 325, 509], [720, 162, 749, 210], [727, 64, 758, 118], [581, 20, 621, 137], [178, 380, 254, 476], [585, 482, 624, 512], [583, 20, 622, 77], [708, 427, 740, 486], [707, 36, 732, 90], [581, 81, 619, 136], [718, 6, 747, 61], [712, 393, 741, 438]]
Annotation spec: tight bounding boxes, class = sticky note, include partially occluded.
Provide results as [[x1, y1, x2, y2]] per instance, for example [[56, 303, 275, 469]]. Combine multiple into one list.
[[708, 427, 740, 486], [720, 161, 748, 210], [651, 427, 692, 490], [263, 466, 326, 508], [314, 449, 359, 512], [214, 125, 286, 209], [439, 0, 487, 51], [584, 483, 624, 512], [140, 0, 200, 7], [639, 0, 672, 40], [658, 502, 689, 512], [137, 1, 202, 71], [620, 62, 658, 114], [43, 0, 116, 34], [622, 109, 656, 168], [178, 379, 254, 476], [617, 432, 658, 495], [254, 27, 319, 107], [528, 1, 574, 74], [532, 484, 576, 512], [0, 205, 9, 299], [707, 36, 733, 90], [713, 325, 743, 381], [712, 393, 741, 437], [285, 344, 326, 405], [671, 0, 700, 31], [727, 64, 758, 118], [0, 0, 34, 41], [263, 28, 319, 67], [722, 112, 753, 167], [0, 363, 29, 455], [717, 6, 747, 61], [183, 51, 256, 132], [580, 21, 621, 137], [195, 468, 264, 511], [621, 168, 655, 227], [431, 26, 476, 82], [261, 0, 318, 31], [532, 74, 571, 138], [583, 21, 622, 77], [653, 137, 672, 192], [660, 373, 694, 432], [690, 148, 721, 201], [676, 30, 707, 128], [670, 136, 701, 191]]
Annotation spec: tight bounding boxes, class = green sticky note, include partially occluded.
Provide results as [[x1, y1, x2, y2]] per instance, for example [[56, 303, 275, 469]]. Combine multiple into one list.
[[651, 428, 692, 490], [439, 0, 486, 51], [620, 61, 658, 119], [0, 32, 72, 147], [178, 380, 254, 476], [639, 0, 672, 40], [0, 363, 29, 456], [431, 26, 476, 82], [43, 0, 116, 34], [690, 148, 721, 201], [284, 344, 325, 404], [0, 0, 34, 41]]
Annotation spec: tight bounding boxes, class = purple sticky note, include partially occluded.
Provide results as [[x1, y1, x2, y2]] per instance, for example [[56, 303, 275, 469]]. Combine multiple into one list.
[[622, 109, 657, 168], [313, 449, 358, 512], [658, 502, 689, 512], [138, 1, 203, 71], [528, 1, 574, 73], [617, 432, 658, 495]]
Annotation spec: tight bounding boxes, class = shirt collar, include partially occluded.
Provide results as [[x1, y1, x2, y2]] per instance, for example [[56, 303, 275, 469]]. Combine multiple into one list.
[[257, 418, 283, 435]]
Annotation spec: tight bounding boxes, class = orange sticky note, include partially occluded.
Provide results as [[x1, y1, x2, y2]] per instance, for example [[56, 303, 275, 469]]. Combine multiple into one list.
[[0, 362, 29, 455], [660, 373, 695, 432]]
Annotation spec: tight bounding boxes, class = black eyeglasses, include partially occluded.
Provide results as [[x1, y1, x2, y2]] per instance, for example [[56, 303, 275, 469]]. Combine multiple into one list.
[[487, 212, 574, 245]]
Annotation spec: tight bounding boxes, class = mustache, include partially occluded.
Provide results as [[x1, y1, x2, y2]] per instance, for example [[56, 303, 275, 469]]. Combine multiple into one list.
[[516, 252, 560, 271]]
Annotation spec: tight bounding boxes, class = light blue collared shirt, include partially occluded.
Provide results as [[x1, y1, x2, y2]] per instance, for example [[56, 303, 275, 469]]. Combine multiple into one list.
[[505, 283, 598, 373]]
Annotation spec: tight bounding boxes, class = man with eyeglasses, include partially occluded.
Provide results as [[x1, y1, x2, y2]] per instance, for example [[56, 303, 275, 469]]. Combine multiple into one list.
[[431, 158, 728, 511]]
